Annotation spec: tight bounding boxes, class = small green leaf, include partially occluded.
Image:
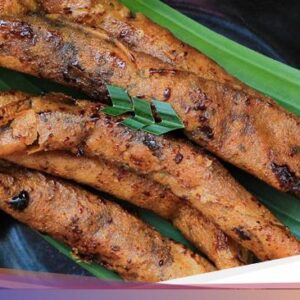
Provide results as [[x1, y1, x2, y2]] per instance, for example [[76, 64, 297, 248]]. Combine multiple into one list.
[[144, 100, 184, 134], [121, 117, 145, 130], [152, 100, 184, 129], [143, 123, 177, 135], [102, 85, 133, 116], [107, 85, 132, 110], [104, 85, 185, 134], [132, 97, 155, 125], [121, 97, 155, 129], [101, 106, 130, 117]]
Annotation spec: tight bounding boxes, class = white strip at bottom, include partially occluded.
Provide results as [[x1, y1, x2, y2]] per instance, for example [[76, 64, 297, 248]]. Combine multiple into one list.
[[163, 255, 300, 284]]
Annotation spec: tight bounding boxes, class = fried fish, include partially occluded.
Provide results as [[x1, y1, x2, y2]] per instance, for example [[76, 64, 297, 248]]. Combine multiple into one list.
[[0, 14, 298, 196], [0, 0, 241, 87], [0, 161, 214, 281], [6, 150, 246, 269], [0, 91, 298, 261]]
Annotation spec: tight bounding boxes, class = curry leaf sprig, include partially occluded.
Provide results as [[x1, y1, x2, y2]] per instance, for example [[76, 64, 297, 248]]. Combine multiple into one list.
[[102, 85, 185, 135]]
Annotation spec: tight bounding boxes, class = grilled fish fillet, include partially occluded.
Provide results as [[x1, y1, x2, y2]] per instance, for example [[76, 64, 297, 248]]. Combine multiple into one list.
[[0, 91, 247, 269], [0, 92, 298, 261], [0, 0, 242, 88], [0, 161, 214, 281], [5, 150, 246, 269], [0, 14, 299, 196]]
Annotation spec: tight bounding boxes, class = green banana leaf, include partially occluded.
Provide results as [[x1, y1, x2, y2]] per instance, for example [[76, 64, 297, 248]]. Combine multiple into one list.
[[0, 0, 300, 280], [121, 0, 300, 115]]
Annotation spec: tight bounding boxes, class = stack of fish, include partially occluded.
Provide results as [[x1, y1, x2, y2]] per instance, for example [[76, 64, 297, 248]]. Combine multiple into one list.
[[0, 0, 299, 282]]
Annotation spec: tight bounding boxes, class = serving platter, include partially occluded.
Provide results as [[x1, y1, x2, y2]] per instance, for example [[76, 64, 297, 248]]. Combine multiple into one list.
[[0, 0, 299, 278]]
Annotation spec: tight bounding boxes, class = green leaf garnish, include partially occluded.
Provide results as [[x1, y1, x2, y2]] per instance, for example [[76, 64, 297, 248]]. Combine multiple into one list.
[[103, 85, 185, 135], [151, 100, 184, 129], [144, 100, 184, 135], [101, 85, 133, 116], [121, 97, 155, 129]]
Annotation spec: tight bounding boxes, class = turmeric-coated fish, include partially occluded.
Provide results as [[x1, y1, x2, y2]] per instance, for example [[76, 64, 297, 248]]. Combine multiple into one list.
[[0, 90, 248, 269], [0, 91, 298, 261], [6, 150, 246, 269], [0, 0, 241, 87], [0, 161, 214, 281], [0, 14, 299, 196]]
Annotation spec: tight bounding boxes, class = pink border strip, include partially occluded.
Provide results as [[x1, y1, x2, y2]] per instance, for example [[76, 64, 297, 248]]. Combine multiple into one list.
[[1, 269, 300, 289]]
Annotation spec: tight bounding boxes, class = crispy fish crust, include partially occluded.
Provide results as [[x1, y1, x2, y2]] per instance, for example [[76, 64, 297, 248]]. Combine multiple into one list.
[[0, 14, 299, 195], [0, 92, 298, 260], [0, 91, 247, 269], [0, 0, 38, 16], [6, 150, 246, 269], [0, 161, 214, 281], [0, 0, 240, 87]]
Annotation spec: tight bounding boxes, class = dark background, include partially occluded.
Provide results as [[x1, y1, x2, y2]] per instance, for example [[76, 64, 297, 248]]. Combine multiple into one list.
[[0, 0, 299, 275]]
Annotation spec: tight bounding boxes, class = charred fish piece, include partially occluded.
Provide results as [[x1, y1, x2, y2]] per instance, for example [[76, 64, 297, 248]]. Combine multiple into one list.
[[0, 91, 247, 269], [0, 161, 215, 282], [0, 91, 298, 261], [6, 150, 247, 269], [0, 14, 298, 195], [0, 0, 243, 88]]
